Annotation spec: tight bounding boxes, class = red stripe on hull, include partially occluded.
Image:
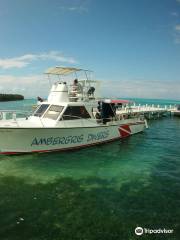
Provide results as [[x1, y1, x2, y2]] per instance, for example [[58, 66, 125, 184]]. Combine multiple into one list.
[[118, 124, 131, 138]]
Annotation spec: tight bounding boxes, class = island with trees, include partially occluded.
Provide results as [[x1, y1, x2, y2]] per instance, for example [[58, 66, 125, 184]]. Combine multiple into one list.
[[0, 94, 24, 102]]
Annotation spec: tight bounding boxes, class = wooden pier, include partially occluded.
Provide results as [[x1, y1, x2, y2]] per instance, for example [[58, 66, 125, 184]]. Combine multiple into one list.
[[116, 104, 177, 119]]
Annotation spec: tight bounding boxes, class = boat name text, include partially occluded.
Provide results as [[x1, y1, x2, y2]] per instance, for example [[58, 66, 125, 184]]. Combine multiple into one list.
[[31, 135, 84, 146], [87, 130, 109, 142], [31, 130, 109, 146]]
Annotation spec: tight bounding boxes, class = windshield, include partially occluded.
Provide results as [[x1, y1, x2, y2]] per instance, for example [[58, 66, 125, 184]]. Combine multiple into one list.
[[62, 106, 91, 120], [43, 105, 64, 120], [34, 104, 49, 117]]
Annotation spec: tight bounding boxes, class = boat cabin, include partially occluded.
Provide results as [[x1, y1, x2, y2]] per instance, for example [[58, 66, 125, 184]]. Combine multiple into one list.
[[32, 97, 135, 128], [31, 101, 97, 127], [33, 103, 91, 121]]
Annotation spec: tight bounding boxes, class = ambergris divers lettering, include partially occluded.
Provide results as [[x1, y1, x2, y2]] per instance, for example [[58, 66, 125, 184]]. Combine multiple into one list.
[[31, 130, 109, 146], [87, 130, 109, 142], [31, 134, 84, 146]]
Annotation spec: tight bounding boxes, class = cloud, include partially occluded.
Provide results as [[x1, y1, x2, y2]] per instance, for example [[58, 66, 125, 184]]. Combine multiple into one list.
[[0, 59, 28, 69], [0, 74, 42, 84], [173, 24, 180, 43], [58, 0, 89, 13], [171, 11, 179, 17], [0, 74, 180, 100], [0, 74, 50, 97], [0, 51, 77, 69], [102, 79, 180, 100], [175, 24, 180, 31], [59, 6, 88, 12]]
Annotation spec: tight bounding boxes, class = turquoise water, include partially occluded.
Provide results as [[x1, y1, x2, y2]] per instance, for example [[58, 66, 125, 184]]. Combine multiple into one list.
[[0, 99, 180, 240]]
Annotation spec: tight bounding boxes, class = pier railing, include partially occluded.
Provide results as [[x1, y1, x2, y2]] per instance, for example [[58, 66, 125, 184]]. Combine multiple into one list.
[[115, 104, 177, 119], [117, 104, 176, 113]]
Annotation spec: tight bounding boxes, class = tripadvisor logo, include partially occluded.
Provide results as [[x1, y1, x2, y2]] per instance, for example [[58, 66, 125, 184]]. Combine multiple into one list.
[[135, 227, 143, 236], [135, 226, 174, 236]]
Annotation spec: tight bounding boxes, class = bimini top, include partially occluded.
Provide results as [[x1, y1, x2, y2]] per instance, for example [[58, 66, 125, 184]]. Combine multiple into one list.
[[45, 66, 92, 75]]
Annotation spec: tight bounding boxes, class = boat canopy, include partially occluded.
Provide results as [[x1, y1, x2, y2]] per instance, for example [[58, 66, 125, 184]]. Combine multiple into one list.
[[111, 99, 132, 104], [45, 66, 92, 75]]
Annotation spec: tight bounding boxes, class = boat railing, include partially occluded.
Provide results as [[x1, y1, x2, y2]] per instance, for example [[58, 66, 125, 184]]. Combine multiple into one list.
[[0, 110, 31, 121], [68, 84, 96, 101], [61, 114, 99, 122], [61, 113, 143, 125]]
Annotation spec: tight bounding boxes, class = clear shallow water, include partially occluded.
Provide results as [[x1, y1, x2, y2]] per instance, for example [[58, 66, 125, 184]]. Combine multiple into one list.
[[0, 99, 180, 240]]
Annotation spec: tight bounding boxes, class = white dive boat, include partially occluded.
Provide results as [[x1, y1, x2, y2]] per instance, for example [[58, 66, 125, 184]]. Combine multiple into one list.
[[0, 67, 147, 154]]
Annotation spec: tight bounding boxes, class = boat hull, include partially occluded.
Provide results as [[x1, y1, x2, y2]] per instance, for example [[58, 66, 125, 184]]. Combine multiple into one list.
[[0, 122, 145, 154]]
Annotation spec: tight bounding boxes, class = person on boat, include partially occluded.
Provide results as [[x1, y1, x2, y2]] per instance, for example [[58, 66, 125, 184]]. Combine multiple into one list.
[[37, 96, 43, 102], [96, 101, 101, 118], [73, 79, 83, 94], [87, 86, 95, 98], [101, 102, 116, 124]]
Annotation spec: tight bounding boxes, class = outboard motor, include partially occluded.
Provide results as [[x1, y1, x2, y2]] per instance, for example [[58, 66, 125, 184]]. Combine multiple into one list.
[[48, 82, 69, 103]]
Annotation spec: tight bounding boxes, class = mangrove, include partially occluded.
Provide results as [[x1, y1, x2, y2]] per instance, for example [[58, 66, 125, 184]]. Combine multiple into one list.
[[0, 94, 24, 102]]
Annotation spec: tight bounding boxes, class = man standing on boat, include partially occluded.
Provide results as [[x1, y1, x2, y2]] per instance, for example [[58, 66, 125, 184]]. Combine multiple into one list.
[[73, 79, 83, 94]]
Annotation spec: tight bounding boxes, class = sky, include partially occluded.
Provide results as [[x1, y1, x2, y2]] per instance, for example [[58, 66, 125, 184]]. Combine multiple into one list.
[[0, 0, 180, 100]]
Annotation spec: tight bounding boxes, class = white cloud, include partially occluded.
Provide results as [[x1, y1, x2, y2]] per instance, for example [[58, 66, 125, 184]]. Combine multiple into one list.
[[173, 24, 180, 43], [171, 11, 179, 17], [175, 24, 180, 31], [58, 0, 89, 13], [0, 75, 42, 84], [0, 59, 29, 69], [1, 74, 179, 100], [0, 74, 50, 97], [102, 79, 180, 100], [59, 6, 88, 12], [0, 51, 77, 69]]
